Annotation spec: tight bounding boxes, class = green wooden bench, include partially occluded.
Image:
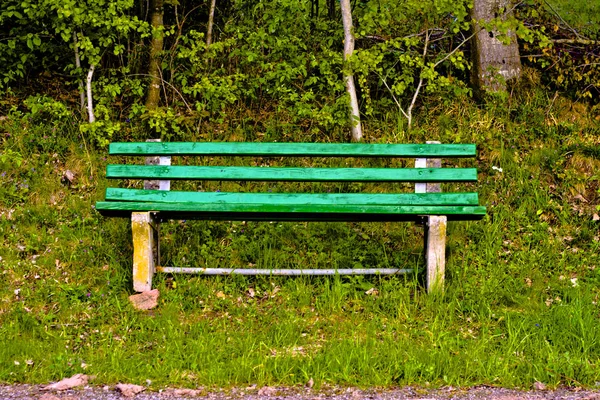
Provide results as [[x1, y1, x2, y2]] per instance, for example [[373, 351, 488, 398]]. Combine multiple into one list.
[[95, 141, 486, 293]]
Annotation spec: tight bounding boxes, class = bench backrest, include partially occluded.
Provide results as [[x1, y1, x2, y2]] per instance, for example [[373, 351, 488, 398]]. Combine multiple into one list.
[[106, 142, 478, 183], [97, 142, 485, 221]]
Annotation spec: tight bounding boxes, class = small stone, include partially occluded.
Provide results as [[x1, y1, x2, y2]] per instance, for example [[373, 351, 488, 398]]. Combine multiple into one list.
[[533, 381, 546, 390], [39, 394, 61, 400], [258, 386, 276, 396], [43, 374, 89, 391], [162, 388, 201, 397], [129, 289, 159, 310], [116, 383, 145, 397]]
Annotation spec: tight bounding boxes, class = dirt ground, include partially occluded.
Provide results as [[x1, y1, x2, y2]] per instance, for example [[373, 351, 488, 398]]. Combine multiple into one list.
[[1, 385, 599, 400]]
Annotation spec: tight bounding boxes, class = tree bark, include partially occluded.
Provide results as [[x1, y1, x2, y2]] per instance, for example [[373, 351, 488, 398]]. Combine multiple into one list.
[[471, 0, 522, 93], [206, 0, 217, 46], [340, 0, 362, 142], [145, 0, 164, 110], [86, 65, 96, 123], [72, 32, 86, 116]]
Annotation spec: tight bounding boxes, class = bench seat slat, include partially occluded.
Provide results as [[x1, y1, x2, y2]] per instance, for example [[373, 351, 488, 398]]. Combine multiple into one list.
[[109, 142, 477, 158], [106, 165, 478, 182], [96, 201, 486, 221], [105, 188, 480, 206]]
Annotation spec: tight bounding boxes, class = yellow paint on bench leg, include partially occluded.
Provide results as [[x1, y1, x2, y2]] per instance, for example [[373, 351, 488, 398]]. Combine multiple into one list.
[[426, 215, 447, 294], [132, 212, 154, 292]]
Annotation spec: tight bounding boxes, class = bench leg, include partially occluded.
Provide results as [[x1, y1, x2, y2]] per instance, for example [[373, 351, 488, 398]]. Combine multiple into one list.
[[425, 215, 447, 294], [132, 212, 159, 292]]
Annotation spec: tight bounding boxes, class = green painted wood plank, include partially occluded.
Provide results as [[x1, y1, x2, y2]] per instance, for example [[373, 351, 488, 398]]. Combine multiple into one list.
[[105, 188, 480, 206], [95, 201, 486, 220], [109, 142, 477, 157], [106, 165, 478, 182]]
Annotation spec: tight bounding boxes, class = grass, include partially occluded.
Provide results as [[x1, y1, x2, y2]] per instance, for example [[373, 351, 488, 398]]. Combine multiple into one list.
[[544, 0, 600, 38], [1, 79, 600, 390]]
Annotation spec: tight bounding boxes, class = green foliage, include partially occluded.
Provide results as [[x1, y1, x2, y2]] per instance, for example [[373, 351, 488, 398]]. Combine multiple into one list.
[[131, 105, 186, 140], [517, 0, 600, 101], [0, 0, 149, 89], [22, 96, 73, 123]]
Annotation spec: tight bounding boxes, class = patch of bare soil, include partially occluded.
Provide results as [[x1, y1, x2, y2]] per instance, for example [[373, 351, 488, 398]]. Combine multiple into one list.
[[0, 384, 599, 400]]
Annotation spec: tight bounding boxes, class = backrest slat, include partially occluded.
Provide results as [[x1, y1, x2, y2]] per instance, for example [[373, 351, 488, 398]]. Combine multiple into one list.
[[109, 142, 476, 158], [106, 165, 478, 182]]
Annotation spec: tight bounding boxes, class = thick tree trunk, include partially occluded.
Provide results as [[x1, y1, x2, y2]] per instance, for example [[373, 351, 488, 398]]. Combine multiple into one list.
[[206, 0, 217, 46], [145, 0, 164, 110], [471, 0, 522, 93], [340, 0, 362, 142]]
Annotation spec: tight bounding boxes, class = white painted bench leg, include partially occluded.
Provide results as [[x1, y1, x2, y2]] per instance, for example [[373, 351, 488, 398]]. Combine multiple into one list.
[[425, 215, 447, 294], [416, 140, 447, 294], [132, 212, 158, 292]]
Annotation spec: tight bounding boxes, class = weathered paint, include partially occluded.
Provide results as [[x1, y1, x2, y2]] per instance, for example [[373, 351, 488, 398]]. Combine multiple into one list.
[[426, 215, 447, 294], [132, 212, 154, 292], [156, 267, 412, 275], [144, 138, 171, 191], [109, 142, 477, 157], [105, 188, 481, 206], [97, 140, 484, 294], [106, 165, 479, 182]]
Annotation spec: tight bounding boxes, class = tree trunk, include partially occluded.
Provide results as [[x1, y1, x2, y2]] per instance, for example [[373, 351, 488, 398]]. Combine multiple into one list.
[[340, 0, 362, 142], [328, 0, 335, 20], [206, 0, 217, 46], [145, 0, 164, 110], [86, 65, 96, 123], [471, 0, 522, 93], [72, 32, 86, 116]]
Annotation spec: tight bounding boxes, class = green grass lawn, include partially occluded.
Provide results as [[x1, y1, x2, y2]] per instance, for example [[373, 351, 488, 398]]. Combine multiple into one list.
[[1, 82, 600, 389]]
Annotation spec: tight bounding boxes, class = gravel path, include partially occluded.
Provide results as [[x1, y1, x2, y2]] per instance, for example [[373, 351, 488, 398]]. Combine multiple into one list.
[[0, 385, 599, 400]]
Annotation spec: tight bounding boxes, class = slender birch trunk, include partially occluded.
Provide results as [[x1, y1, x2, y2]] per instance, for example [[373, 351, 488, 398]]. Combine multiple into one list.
[[145, 0, 164, 109], [206, 0, 217, 46], [86, 65, 96, 123], [340, 0, 362, 142]]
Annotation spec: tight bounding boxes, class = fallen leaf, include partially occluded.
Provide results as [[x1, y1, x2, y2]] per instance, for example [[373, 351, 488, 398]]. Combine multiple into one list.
[[571, 277, 578, 287], [129, 289, 159, 310], [116, 383, 145, 398], [43, 374, 89, 391], [61, 170, 75, 184]]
